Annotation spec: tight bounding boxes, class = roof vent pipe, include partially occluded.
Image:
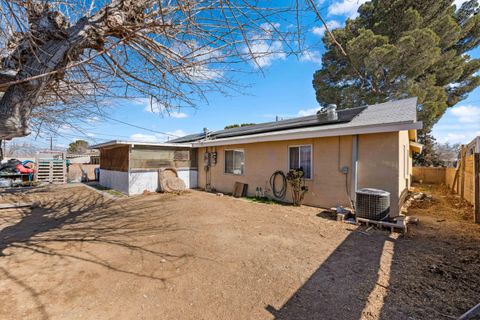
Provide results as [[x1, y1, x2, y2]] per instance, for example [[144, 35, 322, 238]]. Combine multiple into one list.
[[325, 104, 338, 121], [203, 127, 209, 140]]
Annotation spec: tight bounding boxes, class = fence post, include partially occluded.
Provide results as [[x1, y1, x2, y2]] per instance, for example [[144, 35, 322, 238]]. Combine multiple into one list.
[[474, 153, 480, 224]]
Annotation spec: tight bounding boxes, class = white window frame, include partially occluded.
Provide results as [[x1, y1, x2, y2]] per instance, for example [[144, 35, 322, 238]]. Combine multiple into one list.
[[224, 149, 245, 176], [288, 144, 313, 180]]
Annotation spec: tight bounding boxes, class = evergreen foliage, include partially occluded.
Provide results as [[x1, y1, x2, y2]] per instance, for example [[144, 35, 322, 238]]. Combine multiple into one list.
[[313, 0, 480, 164]]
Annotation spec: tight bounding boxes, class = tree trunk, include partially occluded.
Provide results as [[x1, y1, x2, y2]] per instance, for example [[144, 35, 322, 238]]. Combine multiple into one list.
[[0, 18, 94, 140]]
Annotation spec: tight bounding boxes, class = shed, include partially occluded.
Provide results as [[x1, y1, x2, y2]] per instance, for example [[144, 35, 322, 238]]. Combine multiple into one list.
[[91, 141, 197, 195]]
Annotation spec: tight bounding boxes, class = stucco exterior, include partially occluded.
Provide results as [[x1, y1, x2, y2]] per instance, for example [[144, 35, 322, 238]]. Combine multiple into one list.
[[198, 131, 412, 216]]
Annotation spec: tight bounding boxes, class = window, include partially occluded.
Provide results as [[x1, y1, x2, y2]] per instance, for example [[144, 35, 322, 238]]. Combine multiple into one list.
[[225, 150, 244, 175], [289, 145, 312, 179]]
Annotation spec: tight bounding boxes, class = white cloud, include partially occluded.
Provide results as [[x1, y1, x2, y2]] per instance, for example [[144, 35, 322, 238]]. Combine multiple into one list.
[[247, 40, 286, 68], [432, 105, 480, 144], [135, 98, 188, 118], [328, 0, 368, 18], [312, 20, 341, 37], [86, 116, 100, 123], [58, 124, 71, 133], [297, 108, 319, 117], [129, 129, 188, 143], [167, 129, 188, 138], [129, 133, 160, 143], [436, 133, 468, 144], [186, 65, 224, 82], [299, 50, 323, 65], [450, 105, 480, 123], [244, 23, 287, 68]]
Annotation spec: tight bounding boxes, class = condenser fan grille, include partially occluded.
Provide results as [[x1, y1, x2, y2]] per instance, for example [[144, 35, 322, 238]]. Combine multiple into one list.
[[356, 188, 390, 220]]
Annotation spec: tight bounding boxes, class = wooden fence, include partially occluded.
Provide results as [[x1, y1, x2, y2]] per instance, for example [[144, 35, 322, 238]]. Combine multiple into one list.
[[412, 152, 480, 223]]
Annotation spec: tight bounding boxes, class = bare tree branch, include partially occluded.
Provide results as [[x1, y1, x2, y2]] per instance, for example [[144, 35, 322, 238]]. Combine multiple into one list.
[[0, 0, 314, 140]]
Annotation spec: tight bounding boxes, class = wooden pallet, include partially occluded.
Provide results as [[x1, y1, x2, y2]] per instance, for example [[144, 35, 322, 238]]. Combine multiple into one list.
[[35, 152, 67, 184]]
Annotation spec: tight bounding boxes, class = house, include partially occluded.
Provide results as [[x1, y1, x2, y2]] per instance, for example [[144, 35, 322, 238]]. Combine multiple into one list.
[[92, 97, 422, 216]]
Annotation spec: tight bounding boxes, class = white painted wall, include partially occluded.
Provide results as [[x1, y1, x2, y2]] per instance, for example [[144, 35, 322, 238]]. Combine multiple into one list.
[[99, 168, 199, 195], [128, 170, 159, 195], [99, 169, 129, 194], [177, 168, 198, 189]]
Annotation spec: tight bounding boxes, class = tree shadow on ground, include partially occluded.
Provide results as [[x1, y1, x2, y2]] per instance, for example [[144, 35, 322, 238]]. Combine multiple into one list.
[[0, 187, 191, 281], [379, 229, 480, 319], [0, 186, 197, 319], [266, 229, 392, 320], [267, 208, 480, 320]]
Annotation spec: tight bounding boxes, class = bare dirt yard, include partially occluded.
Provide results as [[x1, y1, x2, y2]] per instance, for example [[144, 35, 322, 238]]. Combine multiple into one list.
[[0, 184, 478, 320]]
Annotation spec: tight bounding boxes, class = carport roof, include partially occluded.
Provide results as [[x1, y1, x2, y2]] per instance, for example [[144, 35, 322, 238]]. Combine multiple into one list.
[[90, 140, 193, 149]]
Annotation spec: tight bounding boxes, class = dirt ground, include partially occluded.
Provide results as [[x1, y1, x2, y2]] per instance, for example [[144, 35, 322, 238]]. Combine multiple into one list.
[[0, 183, 478, 320]]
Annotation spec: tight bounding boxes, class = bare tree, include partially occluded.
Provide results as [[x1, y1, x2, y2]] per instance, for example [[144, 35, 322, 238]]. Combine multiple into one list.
[[0, 0, 313, 140]]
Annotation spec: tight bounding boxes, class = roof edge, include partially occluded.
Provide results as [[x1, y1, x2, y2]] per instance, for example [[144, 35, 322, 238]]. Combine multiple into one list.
[[91, 140, 193, 149], [192, 121, 423, 147]]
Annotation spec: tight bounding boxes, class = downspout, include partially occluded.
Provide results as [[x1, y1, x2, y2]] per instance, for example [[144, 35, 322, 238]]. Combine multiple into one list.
[[351, 135, 359, 206]]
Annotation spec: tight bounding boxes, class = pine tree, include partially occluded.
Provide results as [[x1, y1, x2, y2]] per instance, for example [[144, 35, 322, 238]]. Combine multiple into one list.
[[312, 0, 479, 164]]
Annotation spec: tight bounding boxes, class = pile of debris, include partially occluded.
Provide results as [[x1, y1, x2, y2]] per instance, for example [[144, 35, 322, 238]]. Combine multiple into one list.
[[157, 168, 186, 193], [0, 159, 35, 188], [405, 191, 434, 209]]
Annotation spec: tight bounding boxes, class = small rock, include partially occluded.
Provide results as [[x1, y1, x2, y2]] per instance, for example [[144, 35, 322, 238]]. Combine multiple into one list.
[[413, 193, 425, 200], [429, 264, 444, 275]]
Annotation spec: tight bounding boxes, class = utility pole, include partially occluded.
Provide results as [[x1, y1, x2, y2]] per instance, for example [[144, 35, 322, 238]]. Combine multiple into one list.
[[46, 136, 56, 151]]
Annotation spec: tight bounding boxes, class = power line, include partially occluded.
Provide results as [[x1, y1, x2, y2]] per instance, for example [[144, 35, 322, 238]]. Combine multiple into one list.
[[99, 114, 181, 137]]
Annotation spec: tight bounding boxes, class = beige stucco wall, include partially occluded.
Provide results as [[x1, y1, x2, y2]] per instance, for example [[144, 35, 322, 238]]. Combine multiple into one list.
[[198, 131, 408, 216], [357, 132, 403, 216]]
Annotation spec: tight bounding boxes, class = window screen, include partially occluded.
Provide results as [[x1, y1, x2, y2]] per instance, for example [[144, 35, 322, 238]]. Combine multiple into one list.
[[289, 145, 312, 179], [225, 150, 244, 175]]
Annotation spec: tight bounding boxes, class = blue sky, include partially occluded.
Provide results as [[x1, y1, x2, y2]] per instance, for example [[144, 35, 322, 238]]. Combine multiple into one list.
[[8, 0, 480, 150]]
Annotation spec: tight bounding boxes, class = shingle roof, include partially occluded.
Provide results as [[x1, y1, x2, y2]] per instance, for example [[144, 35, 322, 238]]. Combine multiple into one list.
[[171, 97, 419, 143]]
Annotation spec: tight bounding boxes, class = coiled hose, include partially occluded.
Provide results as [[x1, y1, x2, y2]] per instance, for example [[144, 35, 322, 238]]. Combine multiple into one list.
[[270, 170, 287, 199]]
